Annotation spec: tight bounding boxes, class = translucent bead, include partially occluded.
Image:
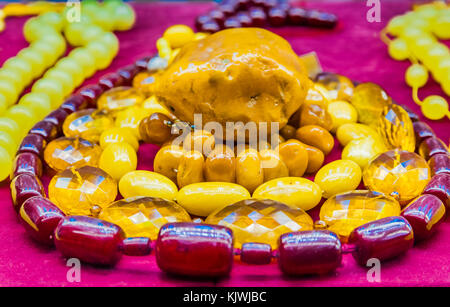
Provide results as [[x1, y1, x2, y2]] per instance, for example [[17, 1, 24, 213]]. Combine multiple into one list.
[[350, 82, 392, 126], [314, 72, 354, 101], [97, 86, 145, 113], [99, 127, 139, 151], [363, 149, 431, 203], [205, 199, 313, 248], [327, 100, 358, 132], [114, 106, 150, 140], [163, 25, 194, 49], [62, 109, 114, 143], [99, 196, 191, 239], [99, 142, 137, 181], [336, 123, 380, 146], [377, 104, 415, 152], [421, 95, 448, 120], [319, 190, 401, 241]]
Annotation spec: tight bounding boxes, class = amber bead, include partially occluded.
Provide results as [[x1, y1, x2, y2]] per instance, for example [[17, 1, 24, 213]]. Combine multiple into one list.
[[429, 153, 450, 176], [177, 150, 205, 188], [153, 145, 185, 183], [114, 106, 151, 140], [295, 125, 334, 155], [351, 82, 392, 126], [280, 124, 297, 140], [413, 121, 435, 145], [97, 86, 145, 113], [422, 173, 450, 209], [377, 104, 415, 152], [299, 103, 333, 131], [30, 120, 58, 142], [258, 149, 289, 181], [62, 109, 114, 143], [139, 112, 173, 145], [12, 152, 43, 178], [17, 134, 46, 157], [302, 143, 325, 174], [315, 72, 354, 101], [132, 72, 157, 96], [419, 137, 449, 160], [277, 139, 308, 177], [183, 130, 215, 157], [236, 149, 264, 193], [10, 174, 45, 212], [205, 145, 236, 182]]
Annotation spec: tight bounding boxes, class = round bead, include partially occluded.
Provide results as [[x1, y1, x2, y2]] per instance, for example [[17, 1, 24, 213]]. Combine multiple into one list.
[[388, 38, 410, 60], [0, 130, 18, 158], [5, 105, 37, 137], [163, 25, 194, 49], [421, 95, 448, 120], [114, 106, 149, 140], [0, 146, 12, 181], [18, 93, 52, 121], [405, 64, 428, 88], [99, 127, 139, 151], [99, 142, 137, 181], [31, 79, 64, 109], [69, 48, 97, 78], [0, 117, 21, 142], [62, 109, 114, 143], [138, 113, 172, 146]]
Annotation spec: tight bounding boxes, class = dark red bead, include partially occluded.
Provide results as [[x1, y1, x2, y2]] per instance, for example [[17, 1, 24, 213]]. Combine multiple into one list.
[[29, 120, 58, 142], [54, 216, 125, 266], [263, 0, 279, 11], [224, 17, 242, 29], [413, 121, 435, 145], [250, 0, 266, 8], [11, 152, 43, 178], [209, 10, 226, 26], [121, 237, 153, 256], [201, 21, 221, 33], [419, 137, 449, 160], [401, 194, 446, 242], [429, 153, 450, 176], [288, 7, 308, 25], [44, 108, 69, 130], [135, 56, 154, 71], [268, 7, 287, 27], [118, 65, 139, 86], [10, 173, 45, 212], [195, 15, 212, 30], [349, 216, 414, 266], [155, 223, 234, 277], [401, 105, 420, 122], [219, 3, 237, 17], [19, 196, 65, 245], [249, 7, 267, 27], [306, 10, 338, 28], [236, 12, 253, 27], [278, 230, 342, 276], [77, 84, 104, 107], [423, 173, 450, 209], [241, 243, 272, 265], [17, 134, 46, 157], [99, 73, 124, 91], [236, 0, 250, 11], [60, 95, 88, 114]]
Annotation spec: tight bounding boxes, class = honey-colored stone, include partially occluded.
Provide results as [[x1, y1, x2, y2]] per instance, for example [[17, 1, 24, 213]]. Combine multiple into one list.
[[62, 109, 114, 143], [133, 72, 159, 96], [97, 86, 145, 113], [315, 72, 354, 101], [350, 82, 392, 126], [377, 104, 415, 152]]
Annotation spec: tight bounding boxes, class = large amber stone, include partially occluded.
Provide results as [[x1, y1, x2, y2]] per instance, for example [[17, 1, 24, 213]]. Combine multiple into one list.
[[99, 196, 191, 239], [48, 166, 118, 215], [350, 82, 392, 126], [62, 109, 114, 143], [44, 137, 102, 172], [319, 190, 401, 241], [205, 199, 314, 248], [377, 104, 415, 152], [363, 149, 431, 203], [97, 86, 145, 113]]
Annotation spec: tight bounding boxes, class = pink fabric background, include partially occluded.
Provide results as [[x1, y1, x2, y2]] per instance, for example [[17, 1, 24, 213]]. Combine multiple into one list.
[[0, 1, 449, 286]]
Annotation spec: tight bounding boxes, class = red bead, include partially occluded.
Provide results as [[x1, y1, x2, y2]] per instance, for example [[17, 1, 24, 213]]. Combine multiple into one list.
[[236, 12, 253, 27], [236, 0, 250, 11], [219, 4, 237, 17], [17, 134, 46, 157], [429, 153, 450, 176], [99, 73, 124, 91], [288, 7, 308, 25], [419, 136, 449, 160], [250, 0, 266, 8], [195, 15, 212, 31], [423, 173, 450, 209], [29, 120, 58, 142], [249, 7, 267, 27], [413, 121, 435, 145], [77, 84, 104, 107], [44, 109, 69, 130], [306, 10, 338, 28], [10, 173, 45, 212], [401, 105, 420, 122], [155, 222, 234, 277], [60, 95, 88, 114], [11, 152, 43, 178], [349, 216, 414, 266], [121, 237, 153, 256], [54, 216, 125, 266], [19, 196, 65, 245], [278, 230, 342, 276], [263, 0, 279, 11], [201, 21, 221, 33], [401, 194, 446, 241], [135, 56, 154, 71], [241, 242, 272, 265], [117, 65, 139, 86], [224, 17, 242, 29], [268, 7, 287, 27], [209, 10, 226, 26]]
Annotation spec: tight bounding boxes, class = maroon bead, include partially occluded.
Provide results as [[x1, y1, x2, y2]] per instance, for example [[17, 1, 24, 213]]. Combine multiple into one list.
[[201, 21, 221, 33], [219, 3, 238, 17], [241, 243, 272, 265], [401, 194, 446, 242], [263, 0, 278, 11], [236, 0, 250, 10], [29, 120, 58, 142], [44, 108, 69, 130], [60, 95, 88, 114], [11, 152, 43, 178], [429, 153, 450, 176], [10, 173, 45, 212], [117, 65, 139, 86], [54, 216, 125, 266], [155, 222, 234, 277], [401, 105, 420, 122], [236, 12, 253, 27], [306, 10, 338, 28], [413, 121, 435, 145], [121, 237, 153, 256], [288, 7, 308, 25], [419, 137, 449, 160], [224, 17, 242, 29], [250, 0, 266, 8], [423, 173, 450, 209], [135, 56, 154, 71], [19, 196, 65, 245], [209, 10, 226, 26], [17, 134, 45, 157], [349, 216, 414, 266], [99, 72, 124, 91], [195, 15, 212, 30], [278, 230, 342, 276], [268, 7, 287, 27], [249, 7, 267, 27], [77, 84, 104, 107]]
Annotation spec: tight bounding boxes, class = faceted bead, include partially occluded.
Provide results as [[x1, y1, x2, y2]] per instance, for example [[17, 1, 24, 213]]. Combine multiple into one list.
[[48, 166, 118, 216], [319, 190, 401, 241], [349, 216, 414, 266], [363, 150, 431, 203], [44, 137, 102, 172], [240, 243, 272, 265], [205, 199, 314, 248], [29, 120, 58, 142], [314, 72, 354, 101], [350, 82, 392, 126], [60, 95, 88, 114], [418, 137, 449, 160], [44, 108, 69, 131], [121, 237, 153, 256], [422, 173, 450, 209], [99, 72, 124, 91], [54, 215, 125, 266], [62, 108, 114, 143], [10, 174, 45, 212], [155, 222, 234, 277], [17, 134, 46, 157], [377, 104, 415, 152], [413, 121, 435, 145], [429, 153, 450, 176], [12, 152, 43, 178], [278, 230, 342, 276], [97, 86, 145, 113], [99, 196, 191, 239]]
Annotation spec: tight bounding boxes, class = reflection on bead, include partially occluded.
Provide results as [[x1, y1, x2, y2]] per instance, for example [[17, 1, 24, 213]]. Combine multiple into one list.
[[10, 173, 45, 212], [241, 243, 272, 265], [12, 152, 43, 178], [422, 173, 450, 209], [429, 153, 450, 176]]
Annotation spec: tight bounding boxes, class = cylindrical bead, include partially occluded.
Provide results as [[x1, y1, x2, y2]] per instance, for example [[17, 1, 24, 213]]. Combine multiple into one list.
[[117, 65, 139, 85], [419, 137, 449, 160], [429, 154, 450, 176], [121, 237, 153, 256], [422, 173, 450, 209], [60, 95, 88, 114], [99, 73, 124, 91], [77, 84, 104, 107], [29, 121, 58, 142], [10, 173, 45, 212], [11, 152, 43, 178], [240, 243, 272, 265], [17, 134, 45, 157], [413, 121, 435, 145], [44, 109, 69, 130]]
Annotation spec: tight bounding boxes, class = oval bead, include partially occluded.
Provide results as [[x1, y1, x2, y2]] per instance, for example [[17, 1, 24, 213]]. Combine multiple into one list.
[[314, 160, 361, 199], [19, 196, 65, 245], [278, 230, 342, 276], [240, 243, 272, 265], [327, 100, 358, 132], [336, 123, 380, 147], [11, 152, 43, 178], [429, 153, 450, 176], [62, 109, 114, 143], [349, 216, 414, 266], [401, 194, 446, 241], [54, 215, 125, 266], [253, 177, 322, 211], [99, 127, 139, 151], [155, 222, 234, 277], [153, 145, 185, 184], [342, 136, 386, 168], [10, 174, 45, 212], [419, 137, 449, 160], [422, 173, 450, 209], [99, 142, 137, 181], [97, 86, 145, 113], [350, 82, 391, 126], [119, 170, 178, 201], [177, 182, 251, 217], [377, 104, 415, 152], [236, 149, 264, 193]]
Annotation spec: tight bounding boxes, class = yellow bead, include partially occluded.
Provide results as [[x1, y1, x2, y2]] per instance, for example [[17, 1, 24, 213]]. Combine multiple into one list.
[[18, 92, 52, 120], [342, 136, 386, 169], [44, 137, 102, 172], [63, 109, 114, 143], [252, 177, 322, 211], [423, 43, 450, 68], [48, 166, 118, 215], [350, 82, 392, 126], [432, 13, 450, 39], [31, 78, 64, 109], [363, 149, 431, 203], [421, 95, 448, 120], [0, 146, 12, 181], [119, 170, 178, 200], [142, 96, 172, 117], [0, 94, 7, 116], [114, 106, 150, 140], [132, 72, 157, 96], [193, 32, 209, 41], [0, 79, 19, 106], [99, 196, 191, 239], [320, 190, 401, 242], [99, 142, 137, 181], [5, 105, 37, 136], [405, 64, 428, 88], [205, 199, 314, 248], [336, 123, 381, 146], [377, 104, 415, 152], [0, 117, 21, 142], [3, 57, 33, 86], [163, 25, 195, 49], [388, 38, 410, 61], [99, 127, 139, 151], [327, 100, 358, 132], [314, 160, 361, 199], [177, 182, 251, 217], [97, 86, 145, 113], [386, 15, 407, 36]]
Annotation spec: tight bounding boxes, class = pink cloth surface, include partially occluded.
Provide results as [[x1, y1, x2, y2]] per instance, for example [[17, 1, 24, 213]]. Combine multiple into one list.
[[0, 1, 449, 287]]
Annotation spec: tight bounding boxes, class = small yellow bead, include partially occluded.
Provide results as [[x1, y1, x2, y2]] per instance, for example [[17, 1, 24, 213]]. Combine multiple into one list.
[[0, 146, 12, 181], [388, 38, 410, 61], [314, 160, 361, 199], [336, 123, 381, 146], [327, 100, 358, 133], [142, 96, 172, 116], [163, 25, 194, 49], [421, 95, 448, 120], [119, 170, 178, 200], [114, 106, 150, 140], [99, 127, 139, 151], [99, 142, 137, 181], [405, 64, 428, 88], [342, 136, 386, 169]]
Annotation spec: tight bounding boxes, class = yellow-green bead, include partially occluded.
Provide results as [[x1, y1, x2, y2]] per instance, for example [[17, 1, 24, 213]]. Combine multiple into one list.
[[0, 79, 19, 106], [55, 58, 84, 87], [30, 41, 58, 66], [432, 13, 450, 39], [0, 68, 23, 89], [0, 146, 12, 181], [79, 25, 105, 45], [98, 32, 119, 56], [3, 57, 33, 86], [68, 48, 97, 78], [0, 117, 21, 142], [38, 11, 64, 32], [17, 48, 46, 78], [421, 95, 448, 120], [64, 23, 88, 47], [0, 130, 18, 158], [86, 41, 113, 70], [91, 8, 115, 31], [5, 105, 37, 136], [423, 43, 450, 68], [31, 79, 65, 109], [388, 38, 410, 61], [111, 3, 136, 31], [386, 15, 406, 36], [0, 94, 6, 116], [44, 69, 75, 96], [18, 93, 52, 121], [405, 64, 428, 88]]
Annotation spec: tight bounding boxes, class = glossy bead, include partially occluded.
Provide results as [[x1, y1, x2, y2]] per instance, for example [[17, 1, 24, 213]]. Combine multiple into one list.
[[295, 125, 334, 156], [29, 120, 58, 142], [377, 104, 415, 152], [114, 106, 149, 140], [54, 216, 125, 266], [118, 170, 178, 201], [422, 95, 448, 120], [63, 109, 114, 143], [44, 108, 69, 130], [77, 84, 104, 107], [278, 230, 342, 276], [306, 10, 338, 28], [153, 145, 185, 183], [422, 173, 450, 209], [288, 7, 308, 25], [413, 121, 435, 145], [97, 86, 145, 113], [99, 196, 191, 239], [342, 136, 386, 169], [177, 150, 205, 188], [336, 123, 380, 147], [48, 166, 118, 216], [10, 174, 45, 212], [17, 134, 46, 157], [249, 7, 266, 27], [19, 196, 65, 245], [132, 72, 157, 95], [99, 127, 139, 151], [236, 12, 253, 27], [139, 112, 173, 145], [363, 150, 431, 203], [117, 65, 139, 86], [327, 101, 358, 132], [320, 190, 401, 241], [253, 177, 322, 211], [401, 194, 446, 241], [350, 82, 392, 126], [99, 73, 124, 91], [236, 149, 264, 193], [0, 130, 18, 158], [429, 154, 450, 176], [183, 130, 215, 156], [224, 17, 241, 29], [349, 216, 414, 266], [12, 152, 43, 178], [418, 137, 449, 160], [155, 223, 234, 277], [276, 139, 309, 177], [205, 145, 236, 182], [99, 142, 137, 181], [121, 237, 153, 256], [177, 182, 250, 217], [268, 7, 286, 27], [240, 243, 272, 265], [135, 56, 154, 71], [299, 103, 333, 131], [60, 95, 88, 114], [259, 148, 289, 180], [44, 137, 102, 172]]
